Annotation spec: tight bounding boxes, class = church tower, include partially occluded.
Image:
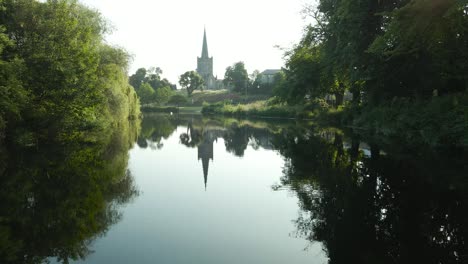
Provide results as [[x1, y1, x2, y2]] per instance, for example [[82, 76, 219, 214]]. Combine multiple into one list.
[[197, 28, 216, 89]]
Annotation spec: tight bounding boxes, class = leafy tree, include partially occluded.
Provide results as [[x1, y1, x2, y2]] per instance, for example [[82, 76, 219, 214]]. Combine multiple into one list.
[[368, 0, 468, 99], [129, 67, 176, 104], [224, 62, 249, 93], [277, 44, 325, 104], [129, 68, 147, 89], [179, 71, 204, 97], [280, 0, 467, 108], [136, 83, 155, 104], [0, 0, 140, 144], [0, 27, 27, 140], [153, 86, 173, 105]]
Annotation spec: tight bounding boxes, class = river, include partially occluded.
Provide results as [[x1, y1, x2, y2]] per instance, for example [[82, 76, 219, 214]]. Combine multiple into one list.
[[1, 114, 467, 264]]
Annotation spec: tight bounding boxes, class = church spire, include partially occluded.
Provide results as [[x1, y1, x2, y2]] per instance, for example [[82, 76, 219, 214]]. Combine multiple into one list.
[[201, 27, 209, 58]]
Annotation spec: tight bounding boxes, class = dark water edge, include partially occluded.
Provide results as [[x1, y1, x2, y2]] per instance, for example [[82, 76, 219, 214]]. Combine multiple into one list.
[[1, 113, 467, 264]]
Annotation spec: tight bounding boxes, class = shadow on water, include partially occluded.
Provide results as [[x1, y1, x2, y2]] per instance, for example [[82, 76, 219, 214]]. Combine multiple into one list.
[[139, 113, 468, 264], [0, 119, 140, 264], [273, 125, 468, 264]]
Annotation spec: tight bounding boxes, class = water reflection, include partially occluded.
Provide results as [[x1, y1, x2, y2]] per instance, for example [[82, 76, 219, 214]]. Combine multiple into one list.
[[138, 114, 468, 263], [0, 120, 140, 264], [137, 115, 178, 150], [138, 114, 297, 190], [274, 126, 468, 264]]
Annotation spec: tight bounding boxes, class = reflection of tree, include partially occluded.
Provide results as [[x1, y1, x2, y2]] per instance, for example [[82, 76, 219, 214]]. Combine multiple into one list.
[[275, 127, 468, 264], [0, 120, 140, 264], [179, 120, 203, 148], [222, 124, 276, 157], [138, 115, 178, 150], [223, 124, 249, 157]]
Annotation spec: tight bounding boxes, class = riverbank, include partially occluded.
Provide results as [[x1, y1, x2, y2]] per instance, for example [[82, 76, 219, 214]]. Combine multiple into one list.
[[201, 93, 468, 148], [140, 90, 271, 114], [201, 98, 343, 123]]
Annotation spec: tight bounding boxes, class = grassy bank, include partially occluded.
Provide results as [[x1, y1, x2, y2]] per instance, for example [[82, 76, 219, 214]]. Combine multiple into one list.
[[179, 89, 270, 106], [201, 94, 468, 148], [202, 100, 304, 119], [201, 97, 342, 121], [140, 89, 269, 113]]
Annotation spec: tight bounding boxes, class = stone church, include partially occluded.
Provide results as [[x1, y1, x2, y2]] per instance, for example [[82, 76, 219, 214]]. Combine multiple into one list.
[[197, 28, 219, 90]]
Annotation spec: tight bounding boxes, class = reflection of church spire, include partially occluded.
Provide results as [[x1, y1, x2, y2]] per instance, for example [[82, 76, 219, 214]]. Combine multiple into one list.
[[202, 155, 209, 190], [198, 134, 214, 190]]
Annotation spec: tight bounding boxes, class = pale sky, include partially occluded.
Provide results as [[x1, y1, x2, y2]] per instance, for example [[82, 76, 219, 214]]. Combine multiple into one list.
[[80, 0, 309, 85]]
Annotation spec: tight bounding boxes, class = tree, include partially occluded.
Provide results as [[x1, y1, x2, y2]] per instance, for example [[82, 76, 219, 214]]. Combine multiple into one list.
[[136, 83, 155, 104], [129, 67, 176, 104], [367, 0, 468, 99], [153, 86, 173, 105], [179, 71, 204, 97], [129, 68, 147, 89], [0, 0, 140, 144], [223, 62, 249, 93], [277, 44, 325, 104]]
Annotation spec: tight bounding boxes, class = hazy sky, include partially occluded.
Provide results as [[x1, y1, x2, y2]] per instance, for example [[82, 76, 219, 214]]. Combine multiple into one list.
[[80, 0, 309, 84]]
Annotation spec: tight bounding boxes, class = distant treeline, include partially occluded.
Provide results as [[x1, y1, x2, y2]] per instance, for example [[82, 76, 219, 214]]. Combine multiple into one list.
[[0, 0, 140, 145]]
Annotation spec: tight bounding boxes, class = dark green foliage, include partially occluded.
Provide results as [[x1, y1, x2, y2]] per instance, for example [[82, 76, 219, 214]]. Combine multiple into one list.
[[129, 68, 147, 89], [350, 94, 468, 147], [223, 62, 249, 93], [367, 0, 468, 100], [271, 0, 468, 146], [274, 124, 468, 264], [0, 0, 140, 144], [129, 67, 175, 105], [275, 45, 326, 104], [0, 4, 142, 260], [137, 114, 179, 149], [167, 94, 188, 106], [179, 71, 204, 96], [281, 0, 467, 105], [137, 82, 156, 104], [0, 117, 140, 264]]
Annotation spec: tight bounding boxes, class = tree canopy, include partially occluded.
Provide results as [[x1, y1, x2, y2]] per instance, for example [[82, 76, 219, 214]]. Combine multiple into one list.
[[129, 67, 175, 104], [277, 0, 468, 106], [0, 0, 140, 144], [224, 62, 249, 93], [179, 71, 204, 97]]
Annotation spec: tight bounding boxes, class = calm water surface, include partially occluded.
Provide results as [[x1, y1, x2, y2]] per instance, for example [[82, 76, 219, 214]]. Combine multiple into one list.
[[2, 114, 467, 264], [73, 116, 326, 264]]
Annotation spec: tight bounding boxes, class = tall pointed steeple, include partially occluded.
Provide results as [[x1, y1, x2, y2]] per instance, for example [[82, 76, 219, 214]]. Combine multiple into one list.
[[201, 27, 209, 58], [197, 27, 215, 89]]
